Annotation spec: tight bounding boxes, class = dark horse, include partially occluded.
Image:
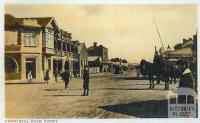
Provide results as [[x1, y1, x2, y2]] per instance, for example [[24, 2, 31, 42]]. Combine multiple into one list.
[[139, 59, 170, 90]]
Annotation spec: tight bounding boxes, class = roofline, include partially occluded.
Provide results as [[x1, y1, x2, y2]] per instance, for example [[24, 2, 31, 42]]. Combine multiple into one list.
[[18, 17, 60, 32], [17, 17, 54, 19], [50, 17, 60, 32], [87, 45, 108, 50]]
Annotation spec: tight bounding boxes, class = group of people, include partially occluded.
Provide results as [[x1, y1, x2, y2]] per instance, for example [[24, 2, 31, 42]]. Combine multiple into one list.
[[153, 47, 197, 92], [43, 65, 90, 96]]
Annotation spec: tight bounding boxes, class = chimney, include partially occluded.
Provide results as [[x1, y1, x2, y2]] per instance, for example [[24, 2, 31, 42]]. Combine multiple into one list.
[[193, 34, 197, 42], [94, 42, 97, 47], [183, 39, 187, 44]]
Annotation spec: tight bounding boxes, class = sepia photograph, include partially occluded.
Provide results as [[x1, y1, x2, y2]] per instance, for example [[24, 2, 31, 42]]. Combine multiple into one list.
[[3, 1, 198, 121]]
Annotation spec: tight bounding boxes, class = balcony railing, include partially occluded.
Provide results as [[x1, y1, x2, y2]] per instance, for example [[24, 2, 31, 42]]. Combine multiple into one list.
[[5, 45, 21, 51]]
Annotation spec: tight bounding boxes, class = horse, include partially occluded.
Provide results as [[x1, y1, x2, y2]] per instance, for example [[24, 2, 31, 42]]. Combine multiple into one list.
[[168, 64, 179, 84], [139, 59, 155, 89], [139, 59, 170, 90]]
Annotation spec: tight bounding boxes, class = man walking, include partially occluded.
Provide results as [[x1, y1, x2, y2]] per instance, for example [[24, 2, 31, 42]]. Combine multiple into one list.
[[44, 69, 50, 84], [54, 67, 59, 83], [82, 65, 90, 96], [62, 69, 70, 90]]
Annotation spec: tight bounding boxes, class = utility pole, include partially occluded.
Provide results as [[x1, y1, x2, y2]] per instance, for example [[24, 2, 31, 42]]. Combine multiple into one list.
[[153, 18, 165, 50]]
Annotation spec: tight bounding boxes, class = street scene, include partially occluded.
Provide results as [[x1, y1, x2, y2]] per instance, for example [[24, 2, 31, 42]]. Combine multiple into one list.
[[6, 71, 179, 118], [4, 4, 197, 118]]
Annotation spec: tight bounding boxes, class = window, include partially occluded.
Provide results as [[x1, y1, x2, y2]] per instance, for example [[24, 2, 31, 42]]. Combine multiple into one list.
[[71, 44, 74, 53], [42, 59, 44, 71], [67, 43, 70, 52], [63, 42, 67, 51], [75, 47, 78, 53], [45, 33, 54, 48], [24, 32, 36, 46], [5, 57, 18, 73]]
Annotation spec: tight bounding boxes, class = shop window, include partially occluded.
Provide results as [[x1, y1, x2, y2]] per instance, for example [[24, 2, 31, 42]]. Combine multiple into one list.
[[5, 57, 18, 73]]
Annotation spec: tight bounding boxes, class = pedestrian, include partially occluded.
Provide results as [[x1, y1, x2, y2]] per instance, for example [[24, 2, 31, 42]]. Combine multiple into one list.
[[27, 70, 32, 82], [62, 69, 70, 90], [190, 57, 197, 93], [178, 60, 194, 89], [82, 65, 90, 96], [44, 69, 50, 84], [54, 67, 59, 83], [177, 59, 195, 104]]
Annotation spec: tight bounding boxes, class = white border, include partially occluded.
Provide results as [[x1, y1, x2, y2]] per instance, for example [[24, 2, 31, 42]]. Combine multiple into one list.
[[1, 0, 200, 123]]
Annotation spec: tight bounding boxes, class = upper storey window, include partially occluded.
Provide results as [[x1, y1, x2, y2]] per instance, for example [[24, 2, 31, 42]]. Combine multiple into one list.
[[24, 32, 36, 46], [45, 29, 54, 48]]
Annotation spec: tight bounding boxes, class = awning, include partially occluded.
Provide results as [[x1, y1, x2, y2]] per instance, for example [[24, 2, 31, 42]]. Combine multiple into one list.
[[167, 47, 193, 58]]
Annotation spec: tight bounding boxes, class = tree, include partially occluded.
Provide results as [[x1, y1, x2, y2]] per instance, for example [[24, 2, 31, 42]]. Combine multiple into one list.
[[174, 43, 183, 50], [122, 59, 127, 63]]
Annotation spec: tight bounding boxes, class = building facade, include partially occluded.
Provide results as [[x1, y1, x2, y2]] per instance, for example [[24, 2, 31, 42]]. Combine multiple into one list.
[[87, 42, 109, 72], [5, 14, 74, 81], [163, 33, 197, 62], [5, 14, 43, 80]]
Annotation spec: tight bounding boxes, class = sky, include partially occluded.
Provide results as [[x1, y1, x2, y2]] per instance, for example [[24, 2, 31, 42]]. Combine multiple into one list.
[[5, 4, 197, 63]]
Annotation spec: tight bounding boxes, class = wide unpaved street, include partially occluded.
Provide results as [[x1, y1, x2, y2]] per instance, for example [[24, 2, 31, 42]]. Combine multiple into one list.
[[6, 71, 178, 118]]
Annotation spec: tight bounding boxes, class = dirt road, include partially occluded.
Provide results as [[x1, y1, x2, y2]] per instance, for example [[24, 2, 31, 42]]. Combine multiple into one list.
[[5, 71, 178, 118]]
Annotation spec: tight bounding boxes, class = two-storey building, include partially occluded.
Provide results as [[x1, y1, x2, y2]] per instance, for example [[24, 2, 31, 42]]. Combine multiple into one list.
[[5, 14, 43, 80], [76, 41, 88, 77], [87, 42, 109, 72], [5, 14, 73, 81]]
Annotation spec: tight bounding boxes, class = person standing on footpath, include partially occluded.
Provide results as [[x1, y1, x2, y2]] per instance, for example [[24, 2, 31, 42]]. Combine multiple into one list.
[[62, 69, 70, 90], [177, 59, 195, 104], [44, 69, 50, 84], [82, 65, 90, 96], [54, 67, 59, 83], [27, 70, 32, 83]]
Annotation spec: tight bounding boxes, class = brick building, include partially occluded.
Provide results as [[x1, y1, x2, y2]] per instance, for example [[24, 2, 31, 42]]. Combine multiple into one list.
[[87, 42, 109, 72]]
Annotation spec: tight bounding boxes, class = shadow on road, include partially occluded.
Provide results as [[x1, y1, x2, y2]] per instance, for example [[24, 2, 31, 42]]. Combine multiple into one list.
[[44, 89, 65, 91], [115, 83, 165, 86], [99, 99, 168, 118], [104, 87, 165, 91], [44, 94, 81, 96], [44, 87, 165, 91], [116, 76, 148, 80], [5, 82, 44, 85]]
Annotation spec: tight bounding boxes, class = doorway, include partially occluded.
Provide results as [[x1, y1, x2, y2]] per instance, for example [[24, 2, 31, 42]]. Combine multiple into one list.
[[26, 58, 36, 79]]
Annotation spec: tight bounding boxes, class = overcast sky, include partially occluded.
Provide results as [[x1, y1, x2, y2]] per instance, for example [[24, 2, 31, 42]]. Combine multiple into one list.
[[5, 4, 197, 63]]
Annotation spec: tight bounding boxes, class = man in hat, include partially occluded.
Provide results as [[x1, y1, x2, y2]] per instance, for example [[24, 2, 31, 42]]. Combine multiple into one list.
[[177, 59, 194, 89], [177, 59, 195, 103], [82, 65, 90, 96], [190, 57, 197, 93], [62, 69, 70, 90]]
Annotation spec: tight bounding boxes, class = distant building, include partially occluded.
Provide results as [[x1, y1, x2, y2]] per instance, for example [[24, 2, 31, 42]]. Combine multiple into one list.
[[88, 56, 101, 74], [87, 42, 109, 72], [71, 41, 88, 77], [163, 33, 197, 62]]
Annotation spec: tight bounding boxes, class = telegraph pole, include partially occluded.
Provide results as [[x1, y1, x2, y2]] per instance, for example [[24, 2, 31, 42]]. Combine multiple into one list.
[[153, 18, 165, 50]]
